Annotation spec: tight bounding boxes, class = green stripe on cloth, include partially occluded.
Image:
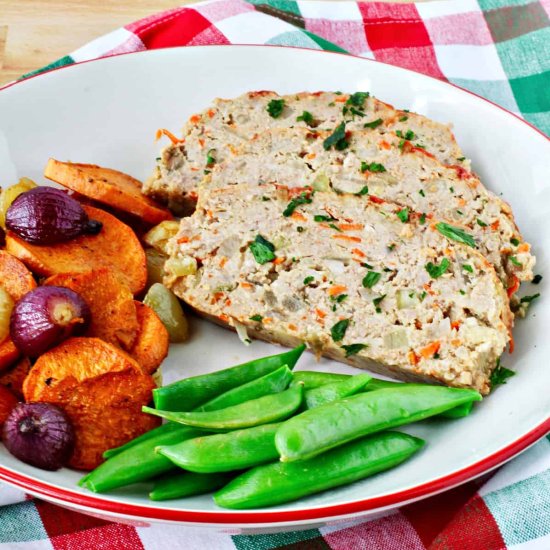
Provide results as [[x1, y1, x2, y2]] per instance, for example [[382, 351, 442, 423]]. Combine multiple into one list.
[[232, 528, 323, 549], [478, 0, 537, 8], [494, 27, 550, 79], [484, 468, 550, 546], [21, 55, 75, 80], [483, 1, 549, 42], [0, 501, 48, 542], [509, 71, 550, 113], [247, 0, 301, 16], [303, 31, 348, 53], [266, 31, 323, 49], [450, 78, 520, 113]]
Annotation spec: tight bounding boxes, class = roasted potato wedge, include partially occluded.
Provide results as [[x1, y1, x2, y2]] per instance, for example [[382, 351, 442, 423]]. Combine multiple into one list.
[[44, 159, 173, 225], [6, 205, 147, 295], [45, 269, 139, 350], [23, 337, 159, 470], [130, 301, 169, 374]]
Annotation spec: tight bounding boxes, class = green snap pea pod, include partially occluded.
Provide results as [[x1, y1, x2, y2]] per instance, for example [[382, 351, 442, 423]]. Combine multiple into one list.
[[214, 431, 424, 509], [304, 374, 372, 409], [295, 374, 474, 419], [157, 423, 281, 473], [197, 366, 293, 412], [290, 371, 350, 390], [102, 422, 184, 459], [153, 344, 306, 411], [276, 386, 481, 462], [363, 379, 474, 419], [144, 385, 303, 431], [82, 425, 203, 493], [149, 471, 231, 501]]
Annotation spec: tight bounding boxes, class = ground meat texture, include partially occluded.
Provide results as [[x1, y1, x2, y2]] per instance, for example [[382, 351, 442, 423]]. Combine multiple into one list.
[[145, 91, 466, 213], [206, 127, 535, 284], [167, 183, 513, 395]]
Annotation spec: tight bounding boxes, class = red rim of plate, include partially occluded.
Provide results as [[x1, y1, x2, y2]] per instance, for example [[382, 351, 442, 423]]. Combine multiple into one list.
[[0, 45, 549, 525]]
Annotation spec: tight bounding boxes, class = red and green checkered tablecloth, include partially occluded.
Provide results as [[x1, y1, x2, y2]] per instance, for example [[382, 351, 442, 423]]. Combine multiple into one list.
[[1, 1, 549, 548]]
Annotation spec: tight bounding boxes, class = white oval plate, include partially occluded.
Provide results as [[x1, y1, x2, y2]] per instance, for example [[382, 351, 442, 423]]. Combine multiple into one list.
[[0, 46, 548, 531]]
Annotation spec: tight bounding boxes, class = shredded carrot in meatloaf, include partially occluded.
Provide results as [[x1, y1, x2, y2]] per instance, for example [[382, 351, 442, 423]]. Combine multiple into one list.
[[240, 282, 253, 290], [419, 341, 441, 359], [332, 234, 362, 243], [517, 243, 530, 253], [351, 248, 366, 258], [379, 140, 391, 150], [273, 257, 286, 265], [328, 285, 347, 296], [315, 308, 327, 319], [155, 128, 184, 145], [189, 114, 201, 124], [291, 212, 307, 222], [338, 223, 364, 231], [369, 196, 385, 205], [491, 220, 500, 230], [507, 275, 520, 297], [408, 351, 419, 366]]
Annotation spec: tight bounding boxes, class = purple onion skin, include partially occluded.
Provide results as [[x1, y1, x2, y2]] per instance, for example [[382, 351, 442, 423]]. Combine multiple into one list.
[[5, 187, 102, 245], [10, 286, 91, 357], [2, 402, 74, 471]]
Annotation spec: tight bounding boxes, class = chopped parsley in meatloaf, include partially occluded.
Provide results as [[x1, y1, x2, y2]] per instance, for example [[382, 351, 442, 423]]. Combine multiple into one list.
[[166, 183, 513, 395]]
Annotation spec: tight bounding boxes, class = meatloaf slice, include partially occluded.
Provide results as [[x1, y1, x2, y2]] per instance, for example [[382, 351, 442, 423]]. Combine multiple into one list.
[[145, 91, 466, 213], [167, 184, 512, 395], [206, 127, 535, 285]]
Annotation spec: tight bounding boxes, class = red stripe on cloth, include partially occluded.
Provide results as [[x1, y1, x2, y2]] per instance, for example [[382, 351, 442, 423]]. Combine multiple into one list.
[[35, 498, 111, 537], [428, 495, 506, 550], [324, 512, 426, 549], [401, 479, 484, 547], [51, 523, 144, 550], [358, 2, 431, 49], [374, 46, 447, 80], [129, 8, 213, 49], [357, 2, 445, 80]]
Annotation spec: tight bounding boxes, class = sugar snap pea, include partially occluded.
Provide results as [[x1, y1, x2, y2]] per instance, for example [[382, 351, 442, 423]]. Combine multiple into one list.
[[102, 422, 184, 459], [82, 425, 204, 493], [276, 386, 481, 462], [153, 344, 305, 411], [197, 366, 292, 412], [304, 374, 371, 409], [293, 371, 474, 418], [144, 385, 303, 431], [157, 423, 281, 473], [363, 379, 474, 418], [149, 471, 231, 501], [214, 431, 424, 509], [290, 371, 350, 390]]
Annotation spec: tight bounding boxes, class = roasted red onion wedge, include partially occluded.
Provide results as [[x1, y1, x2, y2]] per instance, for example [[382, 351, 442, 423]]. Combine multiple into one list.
[[10, 286, 91, 357], [2, 402, 74, 470], [5, 187, 102, 245]]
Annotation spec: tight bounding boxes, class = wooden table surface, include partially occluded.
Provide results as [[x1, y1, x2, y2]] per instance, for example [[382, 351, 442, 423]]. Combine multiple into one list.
[[0, 0, 416, 87], [0, 0, 195, 86]]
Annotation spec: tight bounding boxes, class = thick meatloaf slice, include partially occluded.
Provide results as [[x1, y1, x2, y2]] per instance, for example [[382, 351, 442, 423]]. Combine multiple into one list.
[[145, 91, 466, 212], [206, 127, 535, 285], [166, 184, 512, 395]]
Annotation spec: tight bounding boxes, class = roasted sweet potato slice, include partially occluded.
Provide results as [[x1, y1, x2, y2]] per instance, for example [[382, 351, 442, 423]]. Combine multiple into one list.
[[44, 159, 173, 225], [0, 251, 36, 301], [0, 385, 18, 427], [6, 205, 147, 295], [23, 337, 159, 470], [0, 339, 20, 373], [0, 356, 31, 399], [45, 269, 139, 350], [130, 301, 169, 374]]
